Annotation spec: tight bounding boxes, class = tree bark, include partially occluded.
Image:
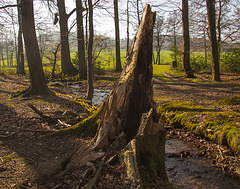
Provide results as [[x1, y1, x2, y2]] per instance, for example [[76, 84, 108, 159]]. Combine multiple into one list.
[[57, 0, 77, 76], [182, 0, 195, 78], [114, 0, 122, 72], [120, 108, 173, 188], [65, 5, 172, 187], [76, 0, 87, 80], [93, 4, 156, 149], [86, 0, 94, 101], [126, 0, 130, 57], [21, 0, 52, 96], [17, 0, 25, 75], [206, 0, 221, 81]]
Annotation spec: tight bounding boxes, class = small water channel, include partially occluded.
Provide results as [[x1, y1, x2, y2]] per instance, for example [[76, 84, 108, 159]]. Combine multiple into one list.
[[165, 139, 240, 189], [69, 83, 111, 105]]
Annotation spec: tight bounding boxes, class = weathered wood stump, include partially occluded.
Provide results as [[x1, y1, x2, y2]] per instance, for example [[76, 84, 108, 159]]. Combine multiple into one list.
[[120, 108, 173, 188], [92, 4, 155, 150], [65, 4, 174, 188]]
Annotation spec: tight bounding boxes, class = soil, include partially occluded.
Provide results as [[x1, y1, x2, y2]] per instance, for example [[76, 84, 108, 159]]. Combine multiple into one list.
[[0, 72, 240, 188]]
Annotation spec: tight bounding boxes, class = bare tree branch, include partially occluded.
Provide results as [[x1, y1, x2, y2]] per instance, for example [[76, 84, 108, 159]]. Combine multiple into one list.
[[0, 4, 18, 10]]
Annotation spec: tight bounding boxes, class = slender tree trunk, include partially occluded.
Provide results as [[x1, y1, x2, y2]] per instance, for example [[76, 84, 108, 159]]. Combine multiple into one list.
[[76, 0, 87, 80], [1, 51, 4, 67], [86, 0, 94, 101], [57, 0, 77, 76], [21, 0, 52, 96], [152, 52, 156, 64], [126, 0, 130, 56], [182, 0, 195, 78], [114, 0, 122, 72], [217, 0, 222, 60], [17, 0, 25, 75], [204, 16, 208, 65], [173, 22, 177, 63], [206, 0, 221, 81], [52, 43, 60, 79], [85, 0, 88, 51], [157, 50, 161, 65], [137, 0, 141, 26], [6, 38, 9, 67]]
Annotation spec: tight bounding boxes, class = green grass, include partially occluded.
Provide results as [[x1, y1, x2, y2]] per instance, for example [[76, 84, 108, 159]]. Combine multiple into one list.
[[152, 50, 172, 64]]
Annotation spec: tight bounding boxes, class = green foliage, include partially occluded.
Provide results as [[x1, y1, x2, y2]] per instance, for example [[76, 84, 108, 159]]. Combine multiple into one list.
[[220, 48, 240, 73], [153, 50, 172, 64], [169, 45, 182, 66], [71, 50, 126, 74], [0, 67, 17, 75], [190, 54, 211, 73]]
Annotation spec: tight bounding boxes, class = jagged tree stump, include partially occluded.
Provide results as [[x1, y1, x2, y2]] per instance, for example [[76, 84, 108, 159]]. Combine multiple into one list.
[[66, 4, 173, 188], [92, 4, 156, 150]]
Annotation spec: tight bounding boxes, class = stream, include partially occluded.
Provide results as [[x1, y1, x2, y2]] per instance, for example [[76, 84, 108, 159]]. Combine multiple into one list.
[[67, 83, 240, 188], [165, 139, 240, 189], [69, 84, 112, 105]]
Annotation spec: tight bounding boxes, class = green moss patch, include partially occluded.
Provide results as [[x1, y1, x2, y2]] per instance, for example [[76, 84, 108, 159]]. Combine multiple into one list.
[[216, 96, 240, 105], [158, 100, 240, 155]]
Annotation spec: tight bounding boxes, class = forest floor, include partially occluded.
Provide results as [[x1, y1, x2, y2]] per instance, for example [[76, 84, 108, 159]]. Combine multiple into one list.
[[0, 72, 240, 188]]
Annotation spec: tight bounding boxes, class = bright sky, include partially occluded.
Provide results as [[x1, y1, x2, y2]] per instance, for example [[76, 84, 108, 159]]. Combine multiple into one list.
[[39, 0, 177, 39]]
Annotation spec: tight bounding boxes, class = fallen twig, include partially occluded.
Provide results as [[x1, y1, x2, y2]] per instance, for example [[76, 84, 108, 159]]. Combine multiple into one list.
[[85, 156, 106, 189], [0, 130, 20, 138], [58, 119, 71, 127], [20, 128, 56, 133], [27, 103, 58, 124]]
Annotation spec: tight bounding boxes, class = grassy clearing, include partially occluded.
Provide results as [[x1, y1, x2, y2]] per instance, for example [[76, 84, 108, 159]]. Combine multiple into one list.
[[158, 99, 240, 155]]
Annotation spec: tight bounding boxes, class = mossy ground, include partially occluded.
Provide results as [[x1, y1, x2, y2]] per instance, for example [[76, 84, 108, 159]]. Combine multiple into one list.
[[158, 98, 240, 155]]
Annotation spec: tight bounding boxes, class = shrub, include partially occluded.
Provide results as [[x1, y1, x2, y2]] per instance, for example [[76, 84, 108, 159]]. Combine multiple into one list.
[[169, 45, 182, 67], [190, 54, 211, 73], [220, 48, 240, 73]]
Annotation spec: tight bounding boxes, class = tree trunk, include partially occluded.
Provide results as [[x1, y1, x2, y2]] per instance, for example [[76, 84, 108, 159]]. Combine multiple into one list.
[[17, 0, 25, 75], [93, 4, 156, 149], [57, 0, 77, 76], [182, 0, 195, 78], [114, 0, 122, 72], [85, 0, 88, 51], [217, 0, 222, 61], [173, 21, 177, 63], [126, 0, 130, 57], [21, 0, 52, 96], [204, 16, 208, 65], [120, 108, 173, 188], [86, 0, 94, 101], [51, 43, 60, 79], [65, 5, 173, 187], [6, 37, 9, 67], [137, 0, 141, 26], [1, 51, 4, 67], [76, 0, 87, 80], [206, 0, 221, 81]]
